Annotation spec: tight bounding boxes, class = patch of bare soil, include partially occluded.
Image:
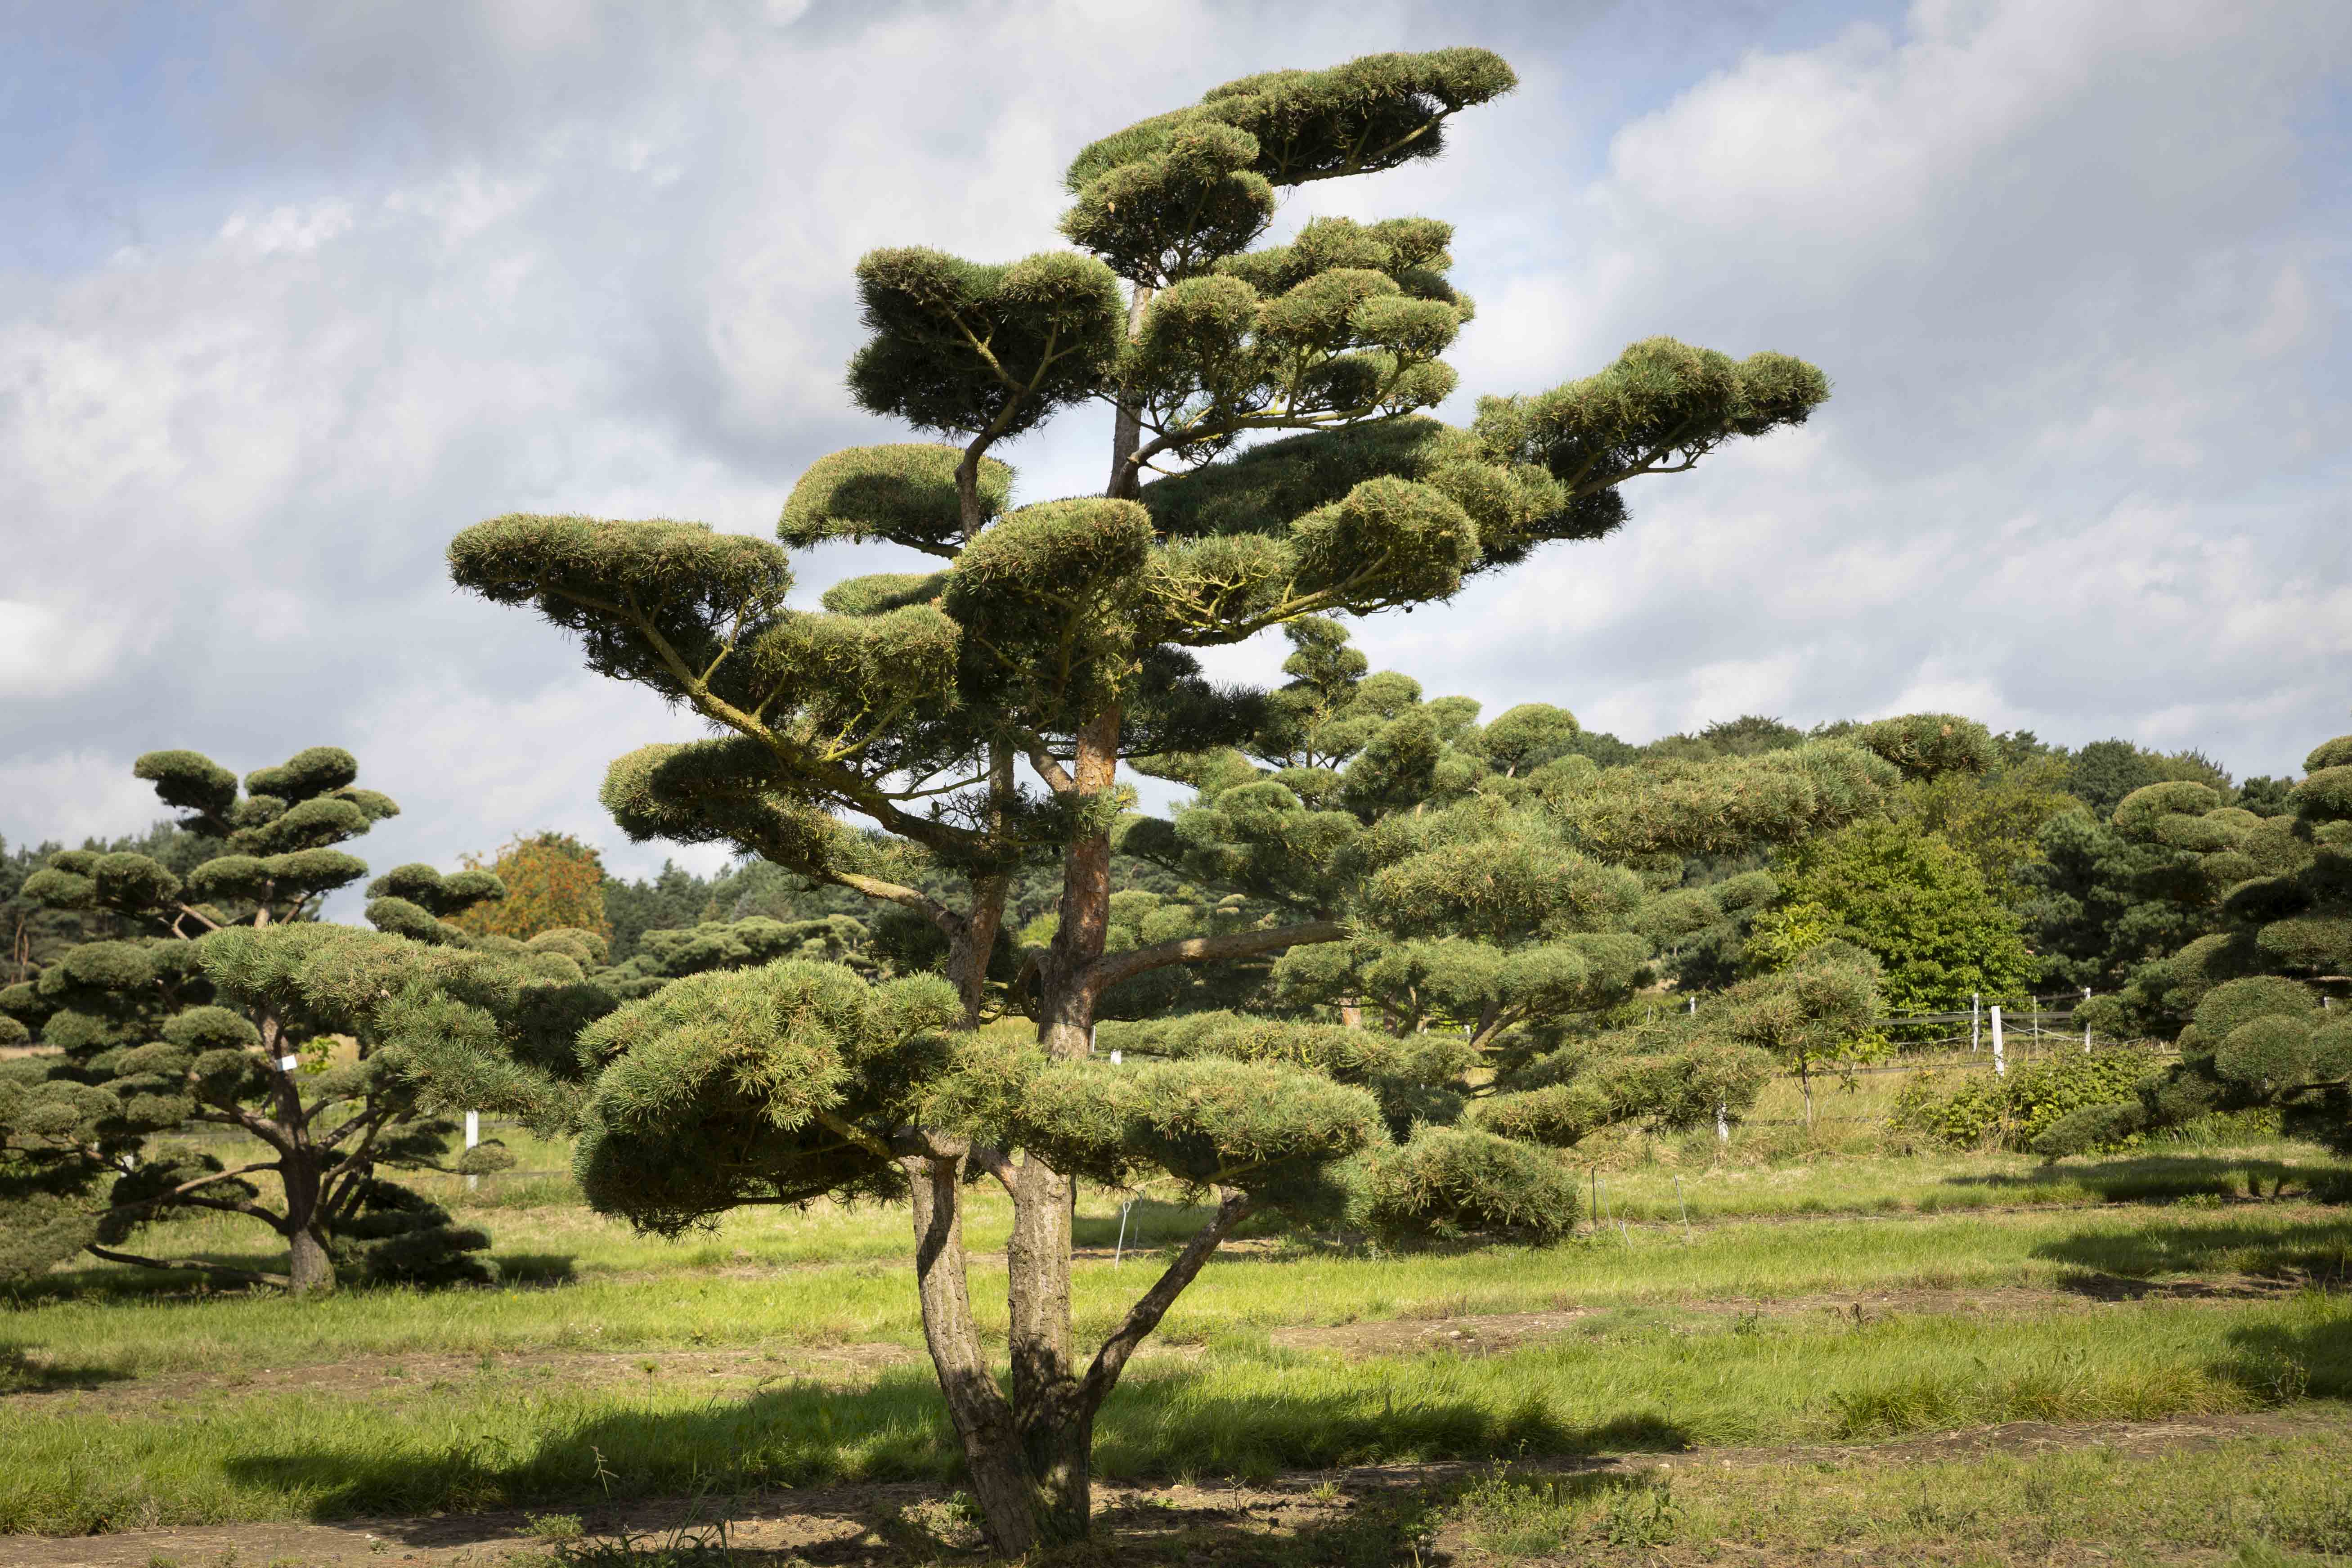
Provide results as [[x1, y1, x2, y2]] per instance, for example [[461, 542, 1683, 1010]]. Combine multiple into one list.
[[0, 1343, 915, 1415], [7, 1406, 2348, 1567], [1270, 1274, 2314, 1360]]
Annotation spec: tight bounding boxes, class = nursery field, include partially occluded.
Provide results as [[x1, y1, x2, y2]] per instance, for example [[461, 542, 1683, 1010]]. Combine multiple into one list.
[[5, 1111, 2352, 1567]]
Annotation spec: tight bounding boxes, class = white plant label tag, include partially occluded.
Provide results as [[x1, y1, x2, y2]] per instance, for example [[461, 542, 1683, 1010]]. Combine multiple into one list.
[[279, 1054, 300, 1071]]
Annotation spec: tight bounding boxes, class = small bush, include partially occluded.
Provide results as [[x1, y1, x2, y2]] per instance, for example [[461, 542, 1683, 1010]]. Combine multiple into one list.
[[1889, 1070, 2003, 1150], [1890, 1047, 2157, 1153]]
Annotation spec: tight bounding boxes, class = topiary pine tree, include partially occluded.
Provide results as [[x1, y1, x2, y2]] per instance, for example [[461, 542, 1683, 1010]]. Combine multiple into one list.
[[597, 912, 873, 998], [1113, 618, 1980, 1159], [2019, 807, 2228, 992], [440, 49, 1835, 1552], [2037, 726, 2352, 1155], [0, 750, 525, 1293]]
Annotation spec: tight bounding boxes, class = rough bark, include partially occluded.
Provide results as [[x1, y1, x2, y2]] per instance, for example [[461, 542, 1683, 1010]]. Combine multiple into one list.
[[286, 1224, 335, 1296], [946, 878, 1008, 1030], [280, 1143, 336, 1296], [904, 1150, 1036, 1554]]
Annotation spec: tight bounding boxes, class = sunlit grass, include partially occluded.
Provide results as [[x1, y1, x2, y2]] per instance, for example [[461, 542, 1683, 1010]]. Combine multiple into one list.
[[1449, 1420, 2352, 1564], [5, 1287, 2344, 1532], [9, 1200, 2352, 1381], [9, 1108, 2350, 1544]]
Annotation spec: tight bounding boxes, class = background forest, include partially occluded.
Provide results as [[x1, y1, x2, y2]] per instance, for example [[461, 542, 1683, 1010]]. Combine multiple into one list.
[[1, 700, 2286, 1031]]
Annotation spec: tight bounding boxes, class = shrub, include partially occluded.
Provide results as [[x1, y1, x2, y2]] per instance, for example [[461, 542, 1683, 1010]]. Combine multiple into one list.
[[1891, 1046, 2158, 1152]]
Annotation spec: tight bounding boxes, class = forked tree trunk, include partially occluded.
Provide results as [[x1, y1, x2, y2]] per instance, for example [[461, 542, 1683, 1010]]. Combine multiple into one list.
[[903, 1152, 1035, 1548], [910, 282, 1261, 1552]]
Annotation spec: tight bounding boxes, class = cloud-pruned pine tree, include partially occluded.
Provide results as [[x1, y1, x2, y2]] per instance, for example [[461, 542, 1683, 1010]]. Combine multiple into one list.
[[1108, 619, 1987, 1199], [2037, 727, 2352, 1155], [439, 50, 1831, 1553], [0, 750, 587, 1294], [597, 913, 872, 998]]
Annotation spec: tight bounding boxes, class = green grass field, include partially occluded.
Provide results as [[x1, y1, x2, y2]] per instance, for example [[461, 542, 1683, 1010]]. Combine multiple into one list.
[[5, 1114, 2350, 1564]]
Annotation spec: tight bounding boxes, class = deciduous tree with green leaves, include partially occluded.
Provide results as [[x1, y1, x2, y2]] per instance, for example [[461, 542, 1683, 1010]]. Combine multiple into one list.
[[439, 49, 1837, 1552], [1749, 816, 2035, 1013]]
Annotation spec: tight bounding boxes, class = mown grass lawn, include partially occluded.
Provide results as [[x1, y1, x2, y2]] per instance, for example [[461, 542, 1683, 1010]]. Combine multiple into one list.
[[4, 1129, 2349, 1557]]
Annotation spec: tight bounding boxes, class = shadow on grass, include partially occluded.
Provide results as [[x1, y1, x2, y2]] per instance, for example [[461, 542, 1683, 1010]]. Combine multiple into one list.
[[0, 1344, 137, 1394], [2031, 1213, 2352, 1290], [286, 1474, 1465, 1567], [1945, 1155, 2352, 1207], [494, 1252, 581, 1287], [3, 1250, 581, 1307], [2224, 1308, 2352, 1405], [217, 1361, 1688, 1532], [0, 1249, 296, 1307]]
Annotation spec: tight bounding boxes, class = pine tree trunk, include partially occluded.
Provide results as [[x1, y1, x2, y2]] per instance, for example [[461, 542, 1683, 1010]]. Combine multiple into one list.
[[904, 1150, 1072, 1555], [286, 1224, 335, 1295], [1017, 1410, 1097, 1546], [280, 1145, 336, 1297], [1105, 285, 1156, 499], [928, 280, 1186, 1551], [947, 875, 1007, 1030], [1039, 707, 1120, 1060]]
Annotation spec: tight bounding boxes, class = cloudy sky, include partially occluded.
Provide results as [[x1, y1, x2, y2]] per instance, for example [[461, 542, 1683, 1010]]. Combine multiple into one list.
[[4, 0, 2347, 896]]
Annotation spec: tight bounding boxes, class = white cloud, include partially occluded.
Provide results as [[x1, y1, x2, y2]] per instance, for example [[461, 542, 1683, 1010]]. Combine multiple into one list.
[[1381, 0, 2352, 773], [0, 750, 160, 846], [0, 601, 133, 699], [1, 0, 2348, 890]]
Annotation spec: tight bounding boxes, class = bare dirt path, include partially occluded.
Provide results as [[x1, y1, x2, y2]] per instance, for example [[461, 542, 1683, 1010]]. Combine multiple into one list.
[[6, 1405, 2347, 1567], [1270, 1273, 2315, 1359]]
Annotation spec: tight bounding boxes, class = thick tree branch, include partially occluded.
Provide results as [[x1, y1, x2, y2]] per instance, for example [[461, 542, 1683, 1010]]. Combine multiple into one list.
[[830, 872, 963, 938], [967, 1143, 1018, 1197], [1027, 747, 1076, 795], [84, 1246, 289, 1288], [1089, 918, 1347, 992], [1080, 1187, 1254, 1411], [818, 1110, 896, 1162], [106, 1159, 280, 1218]]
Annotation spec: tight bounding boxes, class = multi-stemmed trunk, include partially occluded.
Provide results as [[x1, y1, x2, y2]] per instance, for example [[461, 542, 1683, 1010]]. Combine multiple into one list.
[[895, 287, 1337, 1552], [902, 1131, 1257, 1552]]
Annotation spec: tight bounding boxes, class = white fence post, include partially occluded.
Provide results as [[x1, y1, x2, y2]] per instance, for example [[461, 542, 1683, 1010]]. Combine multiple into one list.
[[1971, 993, 1981, 1054], [464, 1109, 480, 1192], [1990, 1006, 2006, 1078], [2083, 987, 2093, 1053]]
